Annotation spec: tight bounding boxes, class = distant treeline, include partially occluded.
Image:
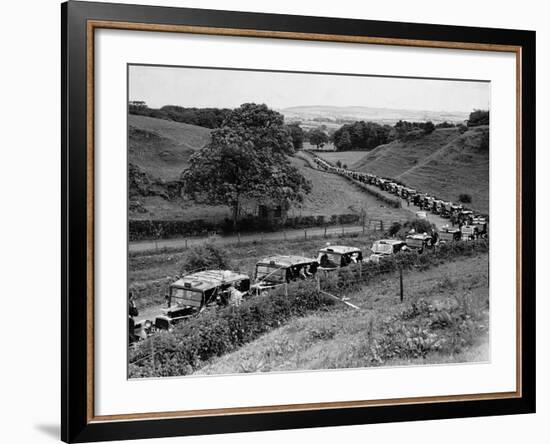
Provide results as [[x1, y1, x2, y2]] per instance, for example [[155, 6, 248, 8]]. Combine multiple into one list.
[[330, 109, 489, 151], [129, 102, 232, 129]]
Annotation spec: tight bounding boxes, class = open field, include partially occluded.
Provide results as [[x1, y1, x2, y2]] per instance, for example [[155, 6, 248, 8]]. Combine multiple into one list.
[[315, 150, 372, 168], [197, 253, 489, 374], [129, 114, 211, 181], [288, 156, 412, 219], [352, 127, 489, 213]]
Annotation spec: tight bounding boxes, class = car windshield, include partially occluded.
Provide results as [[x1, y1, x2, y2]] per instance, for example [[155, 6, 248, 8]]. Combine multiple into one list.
[[170, 287, 203, 308], [256, 265, 286, 283], [371, 243, 393, 255], [318, 252, 341, 267], [407, 238, 424, 248]]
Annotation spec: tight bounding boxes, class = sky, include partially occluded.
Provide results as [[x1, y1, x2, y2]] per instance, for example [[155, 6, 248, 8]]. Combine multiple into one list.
[[129, 65, 490, 113]]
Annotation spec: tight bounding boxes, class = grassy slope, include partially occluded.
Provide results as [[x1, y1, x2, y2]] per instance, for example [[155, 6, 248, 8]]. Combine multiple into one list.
[[288, 156, 411, 220], [316, 150, 374, 168], [352, 127, 489, 213], [129, 114, 211, 181], [197, 254, 489, 374]]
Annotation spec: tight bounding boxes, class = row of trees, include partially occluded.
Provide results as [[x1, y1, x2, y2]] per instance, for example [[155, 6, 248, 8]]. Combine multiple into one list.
[[129, 102, 232, 129], [303, 109, 488, 151], [181, 104, 312, 229]]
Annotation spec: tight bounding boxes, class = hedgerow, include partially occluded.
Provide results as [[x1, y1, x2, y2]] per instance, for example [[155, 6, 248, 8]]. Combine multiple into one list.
[[129, 213, 362, 241], [129, 281, 335, 377]]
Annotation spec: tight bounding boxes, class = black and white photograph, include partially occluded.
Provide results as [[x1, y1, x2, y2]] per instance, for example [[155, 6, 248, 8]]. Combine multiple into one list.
[[127, 65, 490, 378]]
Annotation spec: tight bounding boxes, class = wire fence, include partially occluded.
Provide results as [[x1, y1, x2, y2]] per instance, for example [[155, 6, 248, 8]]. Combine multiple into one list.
[[129, 218, 400, 254]]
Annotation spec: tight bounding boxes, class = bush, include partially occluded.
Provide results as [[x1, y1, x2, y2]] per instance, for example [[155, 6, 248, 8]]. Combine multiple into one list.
[[178, 242, 231, 274], [458, 193, 472, 204], [467, 109, 489, 127]]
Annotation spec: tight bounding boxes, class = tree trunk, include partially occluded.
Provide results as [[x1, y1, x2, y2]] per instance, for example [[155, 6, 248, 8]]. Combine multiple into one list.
[[232, 200, 240, 231]]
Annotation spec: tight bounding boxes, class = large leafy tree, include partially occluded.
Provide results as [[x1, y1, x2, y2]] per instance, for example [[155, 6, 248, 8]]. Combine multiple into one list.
[[308, 128, 329, 149], [182, 106, 311, 229], [286, 123, 304, 150], [222, 103, 295, 155]]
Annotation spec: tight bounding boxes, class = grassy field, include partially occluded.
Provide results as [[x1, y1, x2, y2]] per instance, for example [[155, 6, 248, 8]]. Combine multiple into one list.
[[287, 156, 412, 219], [196, 253, 489, 374], [315, 150, 372, 168], [129, 114, 211, 181], [352, 127, 489, 213]]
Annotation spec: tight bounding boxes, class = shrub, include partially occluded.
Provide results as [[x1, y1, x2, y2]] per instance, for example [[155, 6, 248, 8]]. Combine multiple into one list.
[[458, 193, 472, 204], [178, 242, 231, 274]]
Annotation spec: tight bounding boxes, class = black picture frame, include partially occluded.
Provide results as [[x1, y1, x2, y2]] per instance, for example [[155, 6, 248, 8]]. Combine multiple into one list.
[[62, 1, 536, 442]]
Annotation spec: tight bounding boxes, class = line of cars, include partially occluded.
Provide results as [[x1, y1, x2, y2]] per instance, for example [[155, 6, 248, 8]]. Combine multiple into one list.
[[129, 228, 466, 342], [310, 154, 488, 241]]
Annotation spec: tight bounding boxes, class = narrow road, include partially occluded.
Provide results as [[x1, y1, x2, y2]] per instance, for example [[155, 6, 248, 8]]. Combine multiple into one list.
[[129, 223, 369, 253]]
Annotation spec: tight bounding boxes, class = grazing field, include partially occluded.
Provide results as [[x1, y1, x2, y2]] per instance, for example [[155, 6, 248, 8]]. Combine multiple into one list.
[[315, 150, 372, 168], [352, 127, 489, 213], [197, 253, 489, 374], [129, 114, 211, 181], [288, 156, 412, 220]]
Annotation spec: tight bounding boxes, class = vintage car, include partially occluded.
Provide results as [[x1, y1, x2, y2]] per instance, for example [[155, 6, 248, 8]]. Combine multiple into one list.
[[317, 245, 363, 271], [251, 255, 319, 295], [405, 233, 435, 253], [154, 270, 250, 330], [368, 239, 408, 263], [460, 224, 478, 241], [458, 210, 474, 226], [415, 211, 428, 220], [438, 225, 461, 243], [471, 216, 488, 238], [402, 187, 417, 199], [432, 200, 445, 214]]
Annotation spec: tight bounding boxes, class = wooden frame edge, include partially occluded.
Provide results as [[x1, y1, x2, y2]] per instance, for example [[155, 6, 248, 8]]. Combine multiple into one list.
[[84, 18, 525, 426]]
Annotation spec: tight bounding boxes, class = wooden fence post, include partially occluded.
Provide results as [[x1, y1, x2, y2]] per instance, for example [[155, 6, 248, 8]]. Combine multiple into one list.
[[399, 267, 404, 302]]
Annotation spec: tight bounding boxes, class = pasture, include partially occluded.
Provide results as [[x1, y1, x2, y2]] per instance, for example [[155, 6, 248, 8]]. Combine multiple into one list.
[[315, 150, 371, 168]]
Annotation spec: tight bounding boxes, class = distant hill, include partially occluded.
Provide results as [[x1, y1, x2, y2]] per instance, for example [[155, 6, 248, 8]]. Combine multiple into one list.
[[352, 126, 489, 213], [129, 115, 211, 181], [281, 105, 469, 127]]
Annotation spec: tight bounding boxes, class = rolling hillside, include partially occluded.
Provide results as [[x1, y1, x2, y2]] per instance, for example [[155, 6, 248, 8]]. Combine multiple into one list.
[[129, 114, 211, 181], [352, 127, 489, 213]]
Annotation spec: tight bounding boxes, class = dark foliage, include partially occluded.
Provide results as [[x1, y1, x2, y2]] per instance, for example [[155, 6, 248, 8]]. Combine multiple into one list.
[[178, 242, 231, 274], [129, 103, 231, 129], [467, 109, 489, 127], [128, 213, 362, 241], [332, 121, 391, 151]]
